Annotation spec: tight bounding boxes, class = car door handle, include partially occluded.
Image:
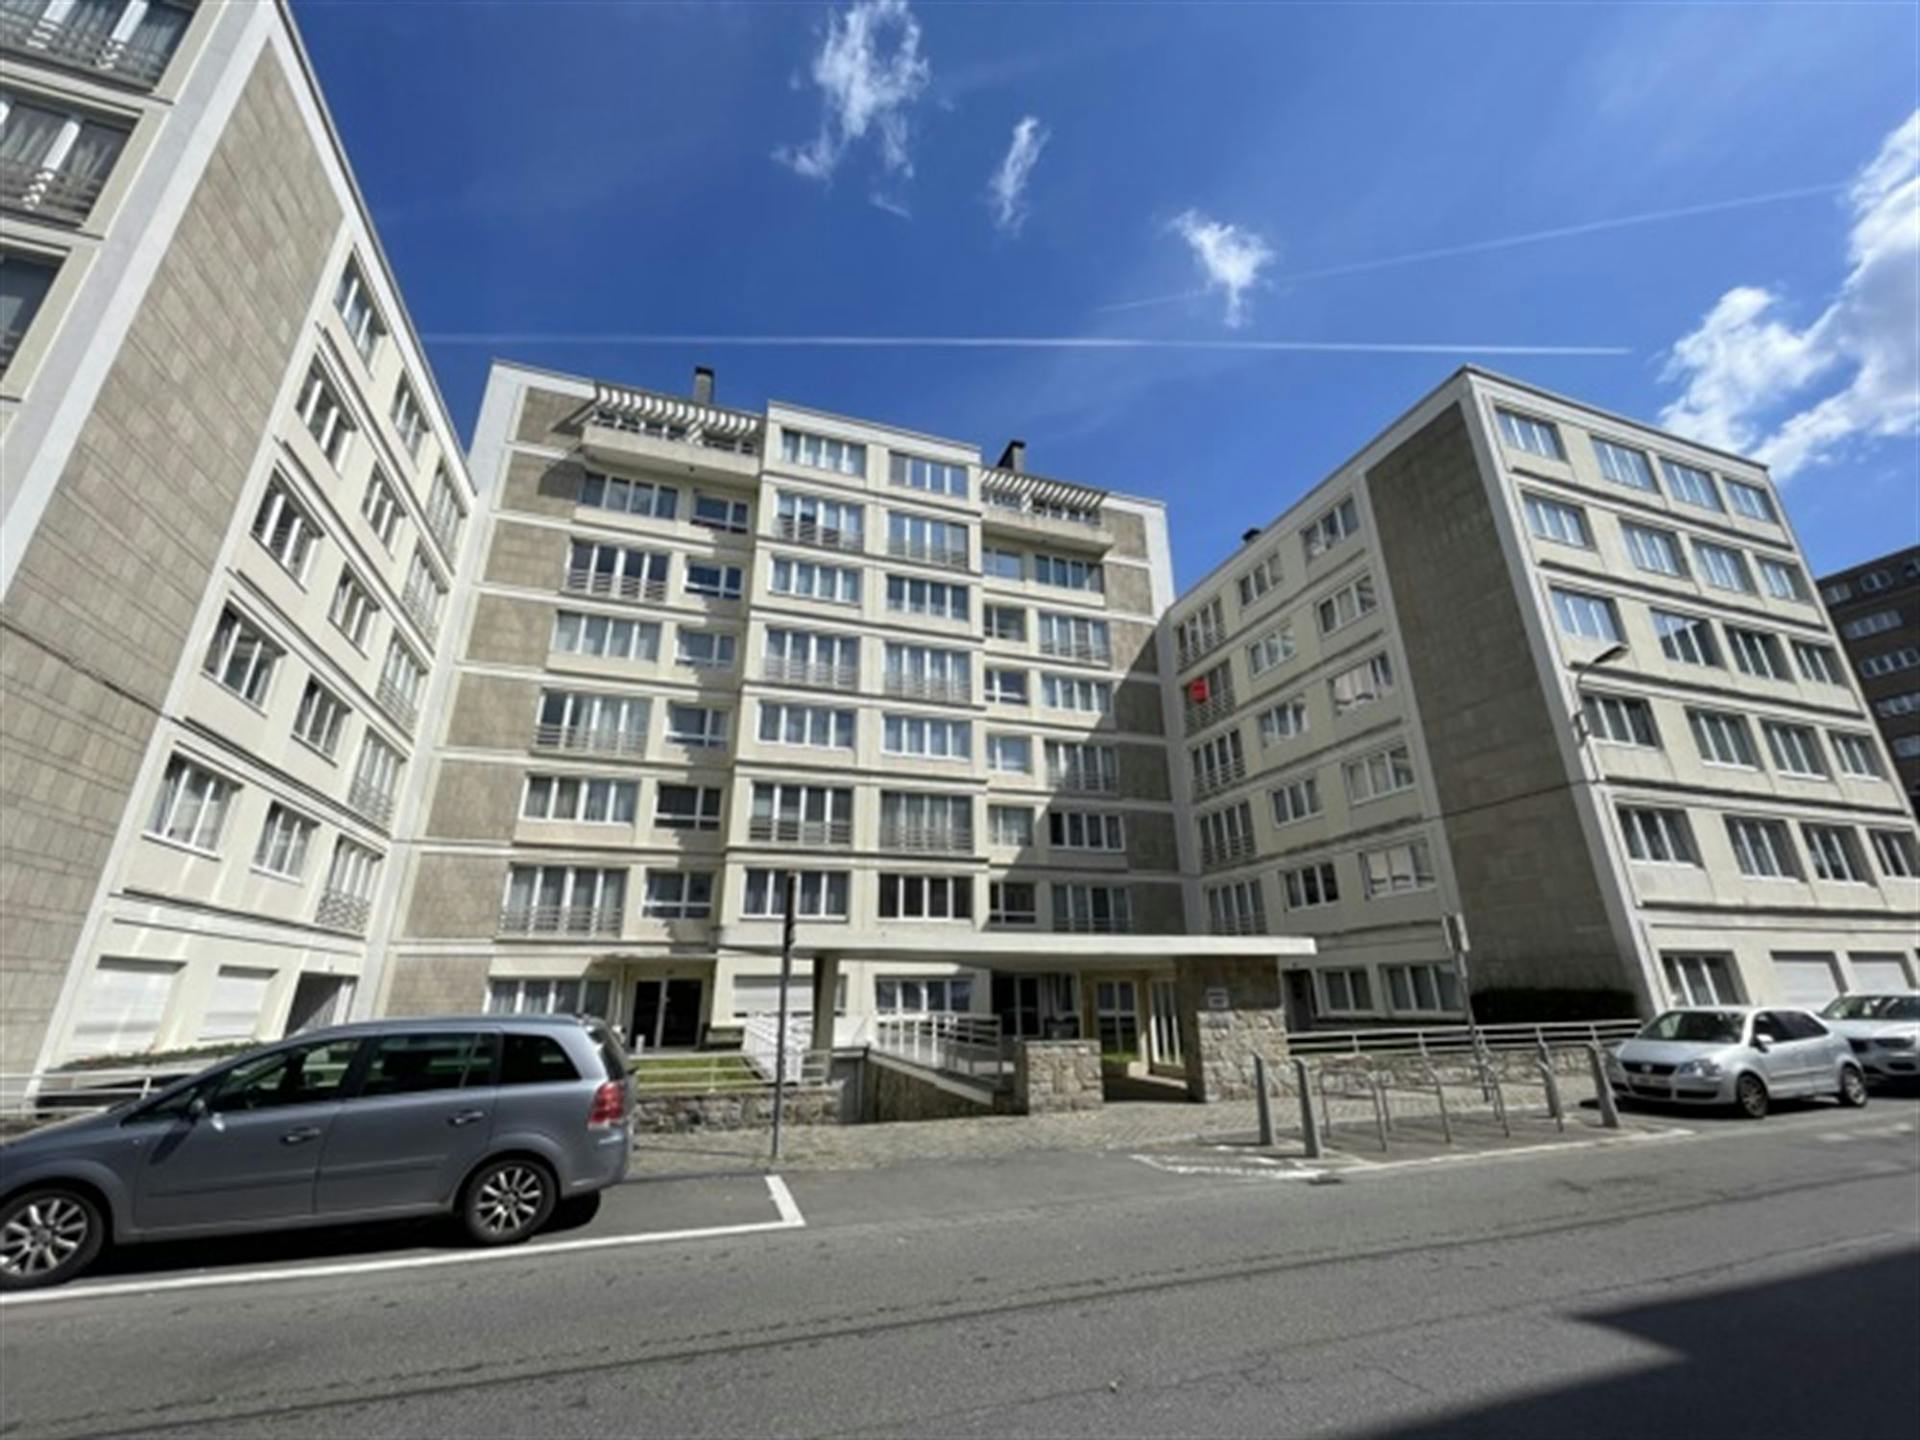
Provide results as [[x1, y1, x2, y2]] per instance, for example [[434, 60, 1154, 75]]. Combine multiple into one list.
[[447, 1109, 487, 1127], [280, 1126, 322, 1145]]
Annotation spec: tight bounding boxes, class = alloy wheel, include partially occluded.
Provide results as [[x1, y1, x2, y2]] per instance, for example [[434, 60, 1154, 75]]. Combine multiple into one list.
[[0, 1196, 92, 1280], [1736, 1074, 1768, 1119], [473, 1165, 546, 1238], [1841, 1067, 1868, 1107]]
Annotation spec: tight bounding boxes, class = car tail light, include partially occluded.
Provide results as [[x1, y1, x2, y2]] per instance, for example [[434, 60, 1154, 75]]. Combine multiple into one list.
[[587, 1080, 626, 1128]]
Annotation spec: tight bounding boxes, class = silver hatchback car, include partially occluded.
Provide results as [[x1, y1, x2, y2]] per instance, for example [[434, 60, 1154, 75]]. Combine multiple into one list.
[[1607, 1005, 1869, 1119], [0, 1015, 631, 1291]]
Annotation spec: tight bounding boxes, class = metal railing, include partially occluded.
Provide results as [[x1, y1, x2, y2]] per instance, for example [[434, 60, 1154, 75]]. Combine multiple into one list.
[[1199, 833, 1258, 869], [1209, 909, 1268, 936], [1052, 913, 1133, 934], [0, 11, 176, 87], [1, 1068, 173, 1122], [774, 516, 862, 551], [1047, 767, 1119, 794], [424, 511, 462, 561], [588, 408, 761, 457], [400, 588, 441, 646], [879, 824, 975, 855], [347, 777, 395, 827], [374, 676, 419, 732], [1038, 639, 1113, 666], [533, 723, 647, 758], [871, 1013, 1009, 1081], [882, 672, 970, 703], [742, 1013, 819, 1084], [315, 889, 371, 933], [747, 816, 853, 847], [1184, 688, 1237, 734], [1191, 755, 1247, 800], [497, 904, 623, 937], [761, 656, 859, 689], [887, 538, 970, 571], [1287, 1018, 1643, 1058], [1176, 632, 1226, 670], [0, 158, 108, 225], [563, 566, 667, 604]]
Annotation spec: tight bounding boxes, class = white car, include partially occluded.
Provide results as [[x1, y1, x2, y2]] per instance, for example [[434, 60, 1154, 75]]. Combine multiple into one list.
[[1607, 1006, 1868, 1118], [1819, 992, 1920, 1085]]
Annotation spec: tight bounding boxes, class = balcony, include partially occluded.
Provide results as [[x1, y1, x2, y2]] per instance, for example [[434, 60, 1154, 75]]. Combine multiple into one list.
[[1200, 834, 1258, 870], [0, 8, 179, 89], [1184, 687, 1237, 735], [1210, 910, 1268, 937], [774, 515, 863, 553], [879, 824, 976, 855], [979, 469, 1114, 552], [886, 536, 970, 572], [883, 672, 971, 704], [400, 588, 441, 647], [347, 778, 395, 828], [563, 565, 666, 605], [580, 382, 764, 483], [533, 722, 647, 759], [425, 509, 462, 561], [1052, 913, 1134, 934], [1176, 633, 1227, 670], [1048, 766, 1118, 795], [0, 158, 108, 227], [374, 677, 419, 733], [1191, 754, 1246, 801], [499, 904, 624, 937], [315, 890, 371, 934], [1038, 638, 1113, 667], [761, 656, 858, 690], [747, 817, 853, 848]]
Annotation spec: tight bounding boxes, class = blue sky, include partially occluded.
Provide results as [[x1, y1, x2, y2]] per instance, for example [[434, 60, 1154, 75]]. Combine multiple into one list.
[[297, 0, 1919, 588]]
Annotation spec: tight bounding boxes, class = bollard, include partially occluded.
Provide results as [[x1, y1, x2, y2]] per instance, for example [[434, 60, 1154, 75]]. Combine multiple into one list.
[[1536, 1060, 1565, 1132], [1433, 1077, 1454, 1145], [1370, 1075, 1389, 1152], [1294, 1058, 1323, 1159], [1254, 1054, 1276, 1147], [1587, 1043, 1621, 1129]]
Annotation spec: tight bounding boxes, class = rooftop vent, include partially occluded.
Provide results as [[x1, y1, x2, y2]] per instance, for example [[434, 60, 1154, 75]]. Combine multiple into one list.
[[995, 439, 1027, 472], [692, 366, 715, 406]]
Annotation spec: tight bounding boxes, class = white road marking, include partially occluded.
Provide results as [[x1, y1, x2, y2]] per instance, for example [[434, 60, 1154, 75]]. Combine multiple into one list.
[[0, 1175, 805, 1311], [1818, 1133, 1854, 1143], [1131, 1154, 1329, 1182]]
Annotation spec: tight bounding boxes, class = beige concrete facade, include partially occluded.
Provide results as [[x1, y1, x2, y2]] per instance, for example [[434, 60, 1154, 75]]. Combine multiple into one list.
[[1162, 367, 1920, 1025]]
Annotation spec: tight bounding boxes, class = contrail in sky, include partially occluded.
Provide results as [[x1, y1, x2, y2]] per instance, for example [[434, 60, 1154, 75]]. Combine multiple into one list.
[[421, 333, 1629, 356]]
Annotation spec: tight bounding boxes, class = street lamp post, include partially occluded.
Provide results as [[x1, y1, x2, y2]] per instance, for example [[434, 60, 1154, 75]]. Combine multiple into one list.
[[1569, 641, 1629, 747]]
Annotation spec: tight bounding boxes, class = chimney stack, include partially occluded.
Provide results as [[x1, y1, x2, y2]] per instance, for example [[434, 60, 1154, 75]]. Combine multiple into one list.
[[692, 366, 715, 406], [1242, 528, 1262, 544], [995, 439, 1027, 472]]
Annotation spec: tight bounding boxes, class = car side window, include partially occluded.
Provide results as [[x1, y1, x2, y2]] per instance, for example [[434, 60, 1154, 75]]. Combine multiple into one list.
[[1783, 1012, 1828, 1040], [204, 1038, 363, 1114], [499, 1032, 580, 1086], [359, 1032, 489, 1097], [1752, 1012, 1786, 1044]]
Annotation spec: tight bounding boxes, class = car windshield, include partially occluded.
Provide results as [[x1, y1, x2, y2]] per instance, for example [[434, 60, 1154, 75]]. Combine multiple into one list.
[[1822, 995, 1920, 1022], [1638, 1010, 1743, 1044]]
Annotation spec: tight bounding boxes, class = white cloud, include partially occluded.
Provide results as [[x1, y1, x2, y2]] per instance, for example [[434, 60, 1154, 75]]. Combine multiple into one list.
[[987, 116, 1048, 234], [1659, 110, 1920, 479], [1169, 210, 1275, 328], [774, 0, 931, 186]]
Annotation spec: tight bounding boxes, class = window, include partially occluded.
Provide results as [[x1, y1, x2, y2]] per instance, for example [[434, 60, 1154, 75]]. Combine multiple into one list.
[[1184, 661, 1233, 724], [1237, 550, 1283, 607], [1802, 825, 1867, 883], [1319, 968, 1374, 1014], [146, 756, 234, 852], [1879, 691, 1920, 717], [885, 643, 971, 700], [1689, 708, 1759, 768], [1258, 696, 1309, 745], [1051, 883, 1130, 933], [1726, 817, 1798, 878], [763, 627, 859, 686], [297, 365, 355, 468], [252, 478, 319, 578], [1727, 627, 1788, 681], [881, 793, 973, 850], [1329, 654, 1395, 714], [1581, 693, 1658, 747], [402, 547, 447, 637], [1821, 581, 1853, 604], [1724, 479, 1777, 522], [351, 734, 402, 821], [1757, 558, 1807, 602], [1317, 575, 1377, 636], [0, 90, 130, 224], [781, 428, 865, 476], [1344, 744, 1416, 804], [1621, 522, 1686, 578], [522, 775, 639, 824], [1897, 736, 1920, 757], [1206, 881, 1267, 935], [685, 561, 744, 600], [984, 604, 1026, 641], [1619, 807, 1697, 864], [1862, 648, 1920, 678], [774, 490, 862, 550], [989, 881, 1037, 926], [499, 1033, 582, 1086], [988, 733, 1032, 773], [643, 870, 714, 920], [742, 870, 850, 920], [879, 873, 974, 920], [323, 837, 381, 904], [360, 469, 402, 549], [1660, 459, 1722, 511], [1829, 732, 1883, 779], [676, 629, 737, 669], [551, 611, 661, 662], [581, 469, 678, 519], [1869, 829, 1919, 879], [749, 782, 852, 845], [1045, 739, 1117, 791], [1793, 641, 1843, 685], [886, 574, 969, 621], [424, 467, 464, 560], [887, 511, 969, 568], [202, 607, 281, 706], [1693, 541, 1755, 594], [983, 547, 1025, 581], [1862, 568, 1896, 592], [1495, 409, 1563, 459], [1270, 775, 1321, 826], [1281, 861, 1340, 910], [566, 540, 667, 602], [201, 1036, 363, 1114], [390, 381, 427, 457], [875, 974, 975, 1013], [1033, 553, 1102, 592], [356, 1032, 490, 1096], [889, 451, 968, 497], [1037, 612, 1111, 663], [1762, 722, 1827, 778], [884, 714, 971, 759], [1551, 587, 1623, 643], [1, 250, 59, 374], [1175, 598, 1227, 665], [692, 493, 750, 534], [1842, 609, 1903, 640], [253, 803, 316, 879], [1653, 609, 1721, 667], [758, 702, 854, 749], [378, 639, 426, 722], [1592, 438, 1656, 491], [1361, 839, 1435, 897], [985, 667, 1029, 704], [666, 704, 728, 748], [1050, 808, 1125, 851], [293, 680, 349, 758], [1192, 730, 1246, 793], [1301, 496, 1361, 559], [1664, 954, 1740, 1006], [989, 805, 1034, 847], [333, 261, 385, 362], [1523, 493, 1590, 547], [1383, 963, 1463, 1015], [1041, 673, 1112, 714]]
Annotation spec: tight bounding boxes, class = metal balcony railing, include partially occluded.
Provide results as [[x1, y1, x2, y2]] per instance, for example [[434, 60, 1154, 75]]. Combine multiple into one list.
[[887, 537, 970, 571], [498, 904, 623, 937], [746, 817, 853, 847], [1200, 833, 1258, 869], [0, 10, 176, 87], [1190, 754, 1247, 800], [375, 677, 419, 733], [879, 824, 975, 855], [563, 566, 667, 604], [588, 406, 761, 457], [774, 515, 862, 552], [761, 656, 859, 689], [1048, 766, 1119, 794], [1038, 639, 1113, 666], [0, 158, 108, 226], [316, 889, 372, 934], [1176, 632, 1227, 670], [871, 1013, 1009, 1082], [882, 672, 970, 703], [347, 778, 395, 827], [532, 722, 647, 758], [1184, 688, 1237, 734], [1209, 910, 1269, 936], [1052, 912, 1134, 934], [425, 510, 461, 560]]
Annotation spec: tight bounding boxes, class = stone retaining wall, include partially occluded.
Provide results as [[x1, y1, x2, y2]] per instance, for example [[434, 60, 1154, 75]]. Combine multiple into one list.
[[1013, 1039, 1103, 1114], [630, 1084, 842, 1134], [867, 1059, 999, 1122]]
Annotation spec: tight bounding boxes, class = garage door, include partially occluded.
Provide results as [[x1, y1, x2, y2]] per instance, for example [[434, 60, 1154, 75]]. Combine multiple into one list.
[[1771, 954, 1841, 1008], [1851, 954, 1915, 992]]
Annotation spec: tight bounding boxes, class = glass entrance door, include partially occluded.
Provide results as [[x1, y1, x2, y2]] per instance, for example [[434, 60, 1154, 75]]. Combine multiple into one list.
[[1095, 980, 1140, 1066], [630, 978, 704, 1051]]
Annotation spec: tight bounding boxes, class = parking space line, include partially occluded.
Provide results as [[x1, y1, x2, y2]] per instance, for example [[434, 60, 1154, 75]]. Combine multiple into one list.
[[0, 1175, 805, 1311]]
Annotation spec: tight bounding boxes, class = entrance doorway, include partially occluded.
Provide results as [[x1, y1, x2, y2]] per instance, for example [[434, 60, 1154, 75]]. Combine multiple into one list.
[[1094, 980, 1140, 1070], [631, 978, 704, 1051], [283, 974, 353, 1036], [1283, 968, 1316, 1030], [993, 973, 1080, 1039], [1148, 978, 1182, 1067]]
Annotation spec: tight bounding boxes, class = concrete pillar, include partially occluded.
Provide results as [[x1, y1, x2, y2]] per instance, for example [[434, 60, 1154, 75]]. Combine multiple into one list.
[[809, 952, 840, 1052], [1177, 956, 1290, 1102]]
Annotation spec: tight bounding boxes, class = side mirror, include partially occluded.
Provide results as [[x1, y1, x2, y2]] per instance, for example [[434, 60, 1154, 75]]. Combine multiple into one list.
[[1752, 1034, 1772, 1053], [186, 1094, 208, 1122]]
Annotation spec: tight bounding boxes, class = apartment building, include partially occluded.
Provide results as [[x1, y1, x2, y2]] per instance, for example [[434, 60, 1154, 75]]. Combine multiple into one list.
[[0, 0, 477, 1069], [384, 361, 1212, 1064], [1164, 368, 1920, 1026], [1819, 545, 1920, 817]]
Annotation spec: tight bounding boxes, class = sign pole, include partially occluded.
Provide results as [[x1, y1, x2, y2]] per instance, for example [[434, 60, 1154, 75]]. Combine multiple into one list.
[[770, 872, 797, 1164], [1445, 912, 1495, 1102]]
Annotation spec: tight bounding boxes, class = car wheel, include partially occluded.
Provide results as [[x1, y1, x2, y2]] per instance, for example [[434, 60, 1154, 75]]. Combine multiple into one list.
[[1734, 1073, 1769, 1120], [0, 1186, 104, 1292], [460, 1158, 556, 1246], [1838, 1065, 1869, 1109]]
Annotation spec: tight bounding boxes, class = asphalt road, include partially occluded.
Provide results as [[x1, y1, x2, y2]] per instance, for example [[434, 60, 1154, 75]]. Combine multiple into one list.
[[2, 1094, 1916, 1439]]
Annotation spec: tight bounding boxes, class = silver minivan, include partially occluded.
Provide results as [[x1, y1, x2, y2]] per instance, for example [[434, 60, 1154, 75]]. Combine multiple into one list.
[[0, 1015, 631, 1291]]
